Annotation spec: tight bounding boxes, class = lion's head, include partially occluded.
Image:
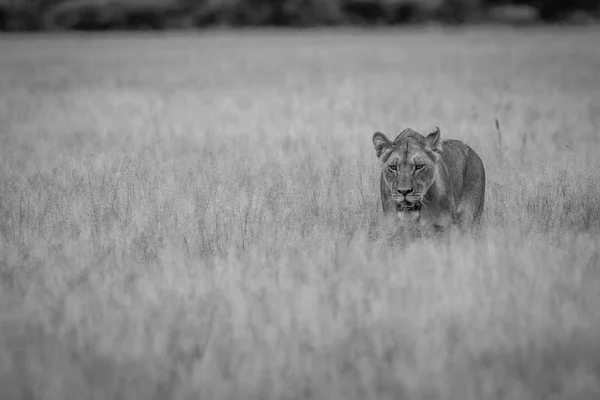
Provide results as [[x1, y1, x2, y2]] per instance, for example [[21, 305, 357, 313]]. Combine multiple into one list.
[[372, 127, 443, 218]]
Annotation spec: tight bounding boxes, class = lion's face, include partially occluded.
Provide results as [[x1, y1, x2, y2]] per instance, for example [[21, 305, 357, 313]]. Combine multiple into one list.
[[372, 128, 443, 217]]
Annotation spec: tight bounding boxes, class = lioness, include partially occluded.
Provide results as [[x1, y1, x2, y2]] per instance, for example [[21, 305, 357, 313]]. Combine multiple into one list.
[[372, 127, 485, 232]]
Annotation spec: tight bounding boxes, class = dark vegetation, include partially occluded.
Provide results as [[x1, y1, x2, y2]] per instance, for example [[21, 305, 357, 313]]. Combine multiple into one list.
[[0, 0, 598, 31]]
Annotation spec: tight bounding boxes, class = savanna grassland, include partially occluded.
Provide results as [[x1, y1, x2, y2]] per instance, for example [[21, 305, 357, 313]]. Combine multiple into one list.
[[1, 27, 600, 400]]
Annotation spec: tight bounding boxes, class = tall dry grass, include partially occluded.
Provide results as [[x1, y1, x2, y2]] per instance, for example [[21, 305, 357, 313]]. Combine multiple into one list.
[[1, 27, 600, 400]]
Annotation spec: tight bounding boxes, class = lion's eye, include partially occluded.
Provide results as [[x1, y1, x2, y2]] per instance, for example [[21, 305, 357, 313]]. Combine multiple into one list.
[[388, 165, 397, 171], [415, 164, 424, 170]]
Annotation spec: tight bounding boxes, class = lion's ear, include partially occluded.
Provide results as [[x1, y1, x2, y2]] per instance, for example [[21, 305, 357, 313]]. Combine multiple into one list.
[[372, 132, 392, 159], [426, 127, 443, 154]]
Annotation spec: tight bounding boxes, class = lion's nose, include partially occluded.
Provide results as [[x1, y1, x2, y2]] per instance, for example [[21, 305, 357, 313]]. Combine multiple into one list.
[[397, 188, 413, 196]]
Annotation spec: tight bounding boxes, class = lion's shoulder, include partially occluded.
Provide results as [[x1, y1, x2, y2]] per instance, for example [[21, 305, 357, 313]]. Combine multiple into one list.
[[439, 139, 481, 171]]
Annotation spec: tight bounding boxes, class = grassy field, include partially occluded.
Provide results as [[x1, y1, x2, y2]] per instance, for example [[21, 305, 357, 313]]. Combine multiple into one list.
[[1, 27, 600, 400]]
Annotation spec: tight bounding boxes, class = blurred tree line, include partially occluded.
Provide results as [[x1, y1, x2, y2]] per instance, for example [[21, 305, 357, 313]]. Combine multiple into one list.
[[0, 0, 598, 31]]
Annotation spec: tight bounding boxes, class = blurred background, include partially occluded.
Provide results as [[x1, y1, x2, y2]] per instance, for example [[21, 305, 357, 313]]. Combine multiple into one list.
[[0, 0, 598, 32]]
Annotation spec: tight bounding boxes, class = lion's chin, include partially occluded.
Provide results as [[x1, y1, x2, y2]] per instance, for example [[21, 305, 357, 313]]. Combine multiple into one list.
[[397, 210, 420, 222], [395, 201, 421, 222]]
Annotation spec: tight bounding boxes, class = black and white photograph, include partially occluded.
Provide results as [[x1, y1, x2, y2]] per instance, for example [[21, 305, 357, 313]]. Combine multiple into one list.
[[1, 0, 599, 399]]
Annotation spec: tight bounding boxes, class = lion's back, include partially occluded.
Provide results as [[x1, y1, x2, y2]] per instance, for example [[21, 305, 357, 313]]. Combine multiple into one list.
[[439, 139, 486, 223]]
